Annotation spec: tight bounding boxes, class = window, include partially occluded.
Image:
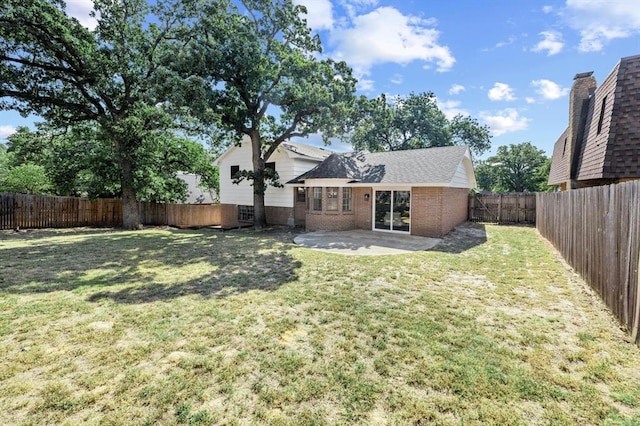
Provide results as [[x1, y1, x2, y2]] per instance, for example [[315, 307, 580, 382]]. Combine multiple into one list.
[[342, 187, 352, 212], [238, 205, 254, 222], [313, 187, 322, 211], [230, 165, 240, 178], [296, 187, 306, 202], [326, 187, 338, 211], [265, 162, 275, 171], [597, 96, 607, 135], [562, 138, 567, 156]]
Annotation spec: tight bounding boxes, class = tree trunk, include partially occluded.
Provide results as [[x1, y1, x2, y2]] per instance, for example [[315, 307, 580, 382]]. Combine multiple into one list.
[[117, 148, 141, 230], [251, 132, 267, 229]]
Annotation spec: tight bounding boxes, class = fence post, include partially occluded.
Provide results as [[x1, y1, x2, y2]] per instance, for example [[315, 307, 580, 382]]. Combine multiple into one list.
[[632, 249, 640, 343]]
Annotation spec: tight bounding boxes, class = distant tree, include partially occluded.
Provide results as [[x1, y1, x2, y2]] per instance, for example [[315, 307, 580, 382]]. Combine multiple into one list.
[[473, 160, 496, 192], [180, 0, 357, 229], [4, 124, 218, 201], [0, 0, 201, 228], [349, 92, 491, 157], [0, 163, 52, 194], [535, 158, 553, 192], [0, 143, 9, 184], [449, 115, 492, 158], [478, 142, 550, 192]]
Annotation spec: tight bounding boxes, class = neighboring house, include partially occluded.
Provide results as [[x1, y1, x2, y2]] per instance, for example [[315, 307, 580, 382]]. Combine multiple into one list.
[[549, 54, 640, 190], [288, 146, 476, 238], [215, 138, 332, 226], [177, 172, 217, 204]]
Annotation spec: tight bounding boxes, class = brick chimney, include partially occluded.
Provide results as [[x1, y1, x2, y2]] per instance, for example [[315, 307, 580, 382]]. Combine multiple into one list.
[[567, 71, 596, 188]]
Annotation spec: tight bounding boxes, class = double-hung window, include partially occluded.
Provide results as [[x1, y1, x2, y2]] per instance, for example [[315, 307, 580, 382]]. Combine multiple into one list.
[[326, 187, 339, 211], [342, 187, 352, 212], [313, 187, 322, 211]]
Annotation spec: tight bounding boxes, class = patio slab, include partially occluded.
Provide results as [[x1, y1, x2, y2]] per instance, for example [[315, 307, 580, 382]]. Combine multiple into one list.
[[293, 229, 441, 255]]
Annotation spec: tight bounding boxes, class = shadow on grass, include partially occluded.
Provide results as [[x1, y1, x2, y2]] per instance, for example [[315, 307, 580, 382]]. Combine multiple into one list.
[[431, 222, 488, 254], [0, 227, 301, 303]]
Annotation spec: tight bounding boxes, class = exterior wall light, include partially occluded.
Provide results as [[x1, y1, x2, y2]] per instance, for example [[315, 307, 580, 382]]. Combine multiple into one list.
[[364, 193, 370, 201]]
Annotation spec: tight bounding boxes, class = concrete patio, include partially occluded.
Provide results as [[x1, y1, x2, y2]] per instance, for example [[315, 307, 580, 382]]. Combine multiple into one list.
[[293, 229, 441, 255]]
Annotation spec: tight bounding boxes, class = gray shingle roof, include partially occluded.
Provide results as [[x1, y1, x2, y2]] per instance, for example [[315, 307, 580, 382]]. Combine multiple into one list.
[[288, 145, 470, 185]]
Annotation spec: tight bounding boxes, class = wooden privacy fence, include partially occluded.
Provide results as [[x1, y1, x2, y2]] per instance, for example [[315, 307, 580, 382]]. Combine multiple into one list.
[[0, 193, 223, 230], [0, 193, 122, 229], [469, 193, 536, 224], [140, 202, 222, 228], [537, 181, 640, 346]]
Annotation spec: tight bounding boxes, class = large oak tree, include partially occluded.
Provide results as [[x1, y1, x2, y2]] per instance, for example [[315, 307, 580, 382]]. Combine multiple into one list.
[[0, 0, 197, 228], [181, 0, 357, 229], [350, 92, 492, 158], [475, 142, 551, 192]]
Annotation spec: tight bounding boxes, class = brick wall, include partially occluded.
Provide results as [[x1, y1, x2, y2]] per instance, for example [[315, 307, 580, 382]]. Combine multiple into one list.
[[410, 187, 468, 237], [440, 187, 470, 235], [411, 187, 442, 237], [304, 186, 358, 231], [306, 211, 356, 231], [302, 186, 467, 236]]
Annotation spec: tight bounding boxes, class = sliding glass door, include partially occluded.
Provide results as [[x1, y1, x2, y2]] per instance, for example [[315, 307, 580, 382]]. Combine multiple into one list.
[[374, 190, 410, 232]]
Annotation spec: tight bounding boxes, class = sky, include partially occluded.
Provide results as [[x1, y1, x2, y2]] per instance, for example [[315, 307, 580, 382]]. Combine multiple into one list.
[[1, 0, 640, 160]]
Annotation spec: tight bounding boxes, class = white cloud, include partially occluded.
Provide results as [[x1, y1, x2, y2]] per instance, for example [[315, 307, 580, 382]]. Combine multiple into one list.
[[542, 5, 553, 13], [294, 0, 334, 31], [531, 79, 569, 100], [449, 84, 465, 95], [0, 125, 17, 140], [495, 36, 516, 48], [525, 97, 536, 104], [479, 109, 530, 136], [488, 82, 516, 101], [330, 6, 455, 75], [65, 0, 98, 30], [390, 74, 403, 85], [532, 31, 564, 55], [339, 0, 379, 20], [357, 78, 375, 92], [436, 99, 469, 120], [565, 0, 640, 52]]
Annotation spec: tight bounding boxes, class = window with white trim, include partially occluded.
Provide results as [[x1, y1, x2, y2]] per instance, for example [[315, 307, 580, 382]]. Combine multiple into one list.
[[342, 187, 352, 212], [313, 187, 322, 211], [326, 187, 338, 211]]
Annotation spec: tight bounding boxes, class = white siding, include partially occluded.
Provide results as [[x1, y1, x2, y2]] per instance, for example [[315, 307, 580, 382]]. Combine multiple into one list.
[[217, 141, 323, 208], [449, 157, 476, 188], [177, 172, 217, 204]]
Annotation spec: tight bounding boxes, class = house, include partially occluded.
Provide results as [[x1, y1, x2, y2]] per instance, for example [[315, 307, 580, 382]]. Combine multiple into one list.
[[548, 54, 640, 190], [214, 138, 332, 227], [177, 172, 217, 204], [287, 146, 475, 238]]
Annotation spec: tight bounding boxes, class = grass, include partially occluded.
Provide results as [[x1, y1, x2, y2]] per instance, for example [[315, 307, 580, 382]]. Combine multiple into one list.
[[1, 224, 639, 425]]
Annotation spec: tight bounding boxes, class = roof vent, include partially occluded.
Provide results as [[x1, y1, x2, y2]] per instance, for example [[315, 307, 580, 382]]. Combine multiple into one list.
[[573, 71, 594, 80]]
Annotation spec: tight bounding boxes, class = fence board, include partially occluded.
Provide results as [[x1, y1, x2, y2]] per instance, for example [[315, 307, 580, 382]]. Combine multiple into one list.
[[537, 181, 640, 346], [0, 193, 223, 231], [469, 193, 536, 224]]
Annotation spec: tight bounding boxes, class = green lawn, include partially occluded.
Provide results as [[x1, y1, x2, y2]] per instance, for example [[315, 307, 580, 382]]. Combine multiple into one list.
[[1, 224, 639, 425]]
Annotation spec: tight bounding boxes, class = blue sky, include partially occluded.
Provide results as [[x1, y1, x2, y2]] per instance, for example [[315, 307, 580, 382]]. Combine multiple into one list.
[[1, 0, 639, 160]]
